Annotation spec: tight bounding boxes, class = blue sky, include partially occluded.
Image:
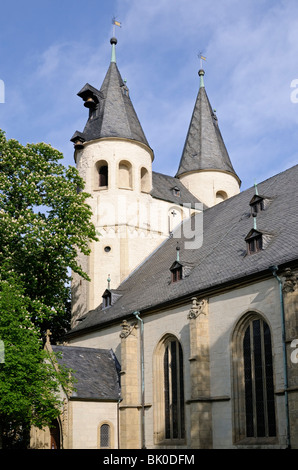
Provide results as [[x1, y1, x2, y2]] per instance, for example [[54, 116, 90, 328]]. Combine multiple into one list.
[[1, 0, 298, 191]]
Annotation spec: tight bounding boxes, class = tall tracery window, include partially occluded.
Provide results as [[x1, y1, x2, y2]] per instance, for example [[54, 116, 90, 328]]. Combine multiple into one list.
[[154, 335, 185, 444], [232, 313, 277, 443]]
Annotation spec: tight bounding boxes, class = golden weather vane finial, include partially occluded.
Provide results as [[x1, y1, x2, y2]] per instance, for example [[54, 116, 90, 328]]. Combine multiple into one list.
[[112, 16, 122, 36], [198, 51, 207, 70]]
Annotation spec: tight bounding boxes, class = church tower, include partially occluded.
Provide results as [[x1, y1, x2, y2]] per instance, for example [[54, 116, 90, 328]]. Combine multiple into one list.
[[71, 37, 161, 321], [176, 68, 241, 207]]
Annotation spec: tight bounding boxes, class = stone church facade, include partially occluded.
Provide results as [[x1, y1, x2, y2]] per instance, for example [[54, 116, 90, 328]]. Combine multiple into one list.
[[30, 36, 298, 449]]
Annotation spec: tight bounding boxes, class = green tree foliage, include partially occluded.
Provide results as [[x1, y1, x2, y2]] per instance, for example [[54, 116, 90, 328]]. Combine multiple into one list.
[[0, 130, 97, 447], [0, 129, 98, 339], [0, 273, 73, 448]]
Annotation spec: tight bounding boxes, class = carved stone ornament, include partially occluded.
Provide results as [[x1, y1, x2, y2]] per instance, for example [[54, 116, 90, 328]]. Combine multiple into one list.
[[282, 268, 298, 293], [120, 319, 137, 338], [188, 297, 208, 320]]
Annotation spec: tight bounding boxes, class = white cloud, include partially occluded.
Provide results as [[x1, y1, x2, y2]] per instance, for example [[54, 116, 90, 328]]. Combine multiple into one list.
[[113, 0, 298, 188], [2, 0, 298, 191]]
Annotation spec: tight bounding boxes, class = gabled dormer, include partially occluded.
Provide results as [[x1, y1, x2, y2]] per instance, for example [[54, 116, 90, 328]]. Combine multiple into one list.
[[102, 289, 122, 309], [245, 228, 263, 255], [170, 260, 183, 283], [249, 194, 265, 215]]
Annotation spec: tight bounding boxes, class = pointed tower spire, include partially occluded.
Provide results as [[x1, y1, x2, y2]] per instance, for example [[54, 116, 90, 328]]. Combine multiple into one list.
[[71, 36, 151, 152], [176, 66, 240, 207]]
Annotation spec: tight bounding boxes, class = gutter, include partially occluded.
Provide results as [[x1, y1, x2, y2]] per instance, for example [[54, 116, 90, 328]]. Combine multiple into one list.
[[133, 311, 146, 449], [269, 265, 291, 449]]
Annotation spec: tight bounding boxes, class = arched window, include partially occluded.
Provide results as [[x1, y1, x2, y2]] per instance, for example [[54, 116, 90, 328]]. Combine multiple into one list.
[[140, 167, 150, 193], [97, 421, 114, 449], [118, 161, 132, 189], [154, 335, 185, 444], [99, 423, 110, 448], [215, 190, 228, 203], [95, 161, 108, 188], [232, 313, 276, 443]]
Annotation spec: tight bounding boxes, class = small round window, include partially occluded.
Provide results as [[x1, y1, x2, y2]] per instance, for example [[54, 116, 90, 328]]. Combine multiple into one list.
[[104, 246, 111, 253]]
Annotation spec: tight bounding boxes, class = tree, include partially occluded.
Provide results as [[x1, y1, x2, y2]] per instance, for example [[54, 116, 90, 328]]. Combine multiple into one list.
[[0, 130, 97, 447], [0, 273, 72, 448], [0, 129, 98, 340]]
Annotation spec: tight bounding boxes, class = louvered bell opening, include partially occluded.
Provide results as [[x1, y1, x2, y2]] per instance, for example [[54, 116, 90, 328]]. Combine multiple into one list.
[[74, 139, 84, 150], [84, 96, 96, 109]]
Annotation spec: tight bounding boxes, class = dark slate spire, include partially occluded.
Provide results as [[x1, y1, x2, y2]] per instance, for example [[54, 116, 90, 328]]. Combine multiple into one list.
[[71, 37, 150, 150], [176, 69, 239, 181]]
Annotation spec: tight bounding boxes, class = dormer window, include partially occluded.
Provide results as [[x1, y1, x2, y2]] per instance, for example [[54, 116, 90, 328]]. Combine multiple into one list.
[[249, 195, 264, 215], [170, 261, 183, 283], [245, 229, 263, 255], [102, 289, 112, 308], [172, 186, 181, 197], [101, 288, 122, 309]]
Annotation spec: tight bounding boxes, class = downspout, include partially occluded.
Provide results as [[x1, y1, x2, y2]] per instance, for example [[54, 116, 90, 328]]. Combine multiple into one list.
[[133, 311, 146, 449], [269, 265, 291, 448]]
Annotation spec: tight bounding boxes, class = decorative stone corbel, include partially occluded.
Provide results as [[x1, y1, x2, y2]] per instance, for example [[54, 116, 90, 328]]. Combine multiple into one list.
[[120, 319, 137, 338], [188, 297, 208, 320], [282, 268, 298, 293]]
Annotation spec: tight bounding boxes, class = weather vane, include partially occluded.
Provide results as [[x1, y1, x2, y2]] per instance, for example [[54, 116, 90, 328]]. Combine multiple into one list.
[[112, 16, 122, 36], [198, 51, 207, 69]]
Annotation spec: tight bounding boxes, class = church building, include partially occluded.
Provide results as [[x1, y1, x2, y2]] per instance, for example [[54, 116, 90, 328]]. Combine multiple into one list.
[[30, 36, 298, 449]]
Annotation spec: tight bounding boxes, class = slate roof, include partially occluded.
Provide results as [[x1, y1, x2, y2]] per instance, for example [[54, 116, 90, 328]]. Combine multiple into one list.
[[151, 171, 203, 208], [71, 60, 150, 149], [52, 345, 120, 400], [67, 164, 298, 338], [176, 70, 240, 183]]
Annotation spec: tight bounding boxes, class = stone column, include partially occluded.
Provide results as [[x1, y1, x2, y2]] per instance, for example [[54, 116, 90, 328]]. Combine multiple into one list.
[[187, 297, 212, 448], [282, 269, 298, 449], [119, 320, 141, 449]]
